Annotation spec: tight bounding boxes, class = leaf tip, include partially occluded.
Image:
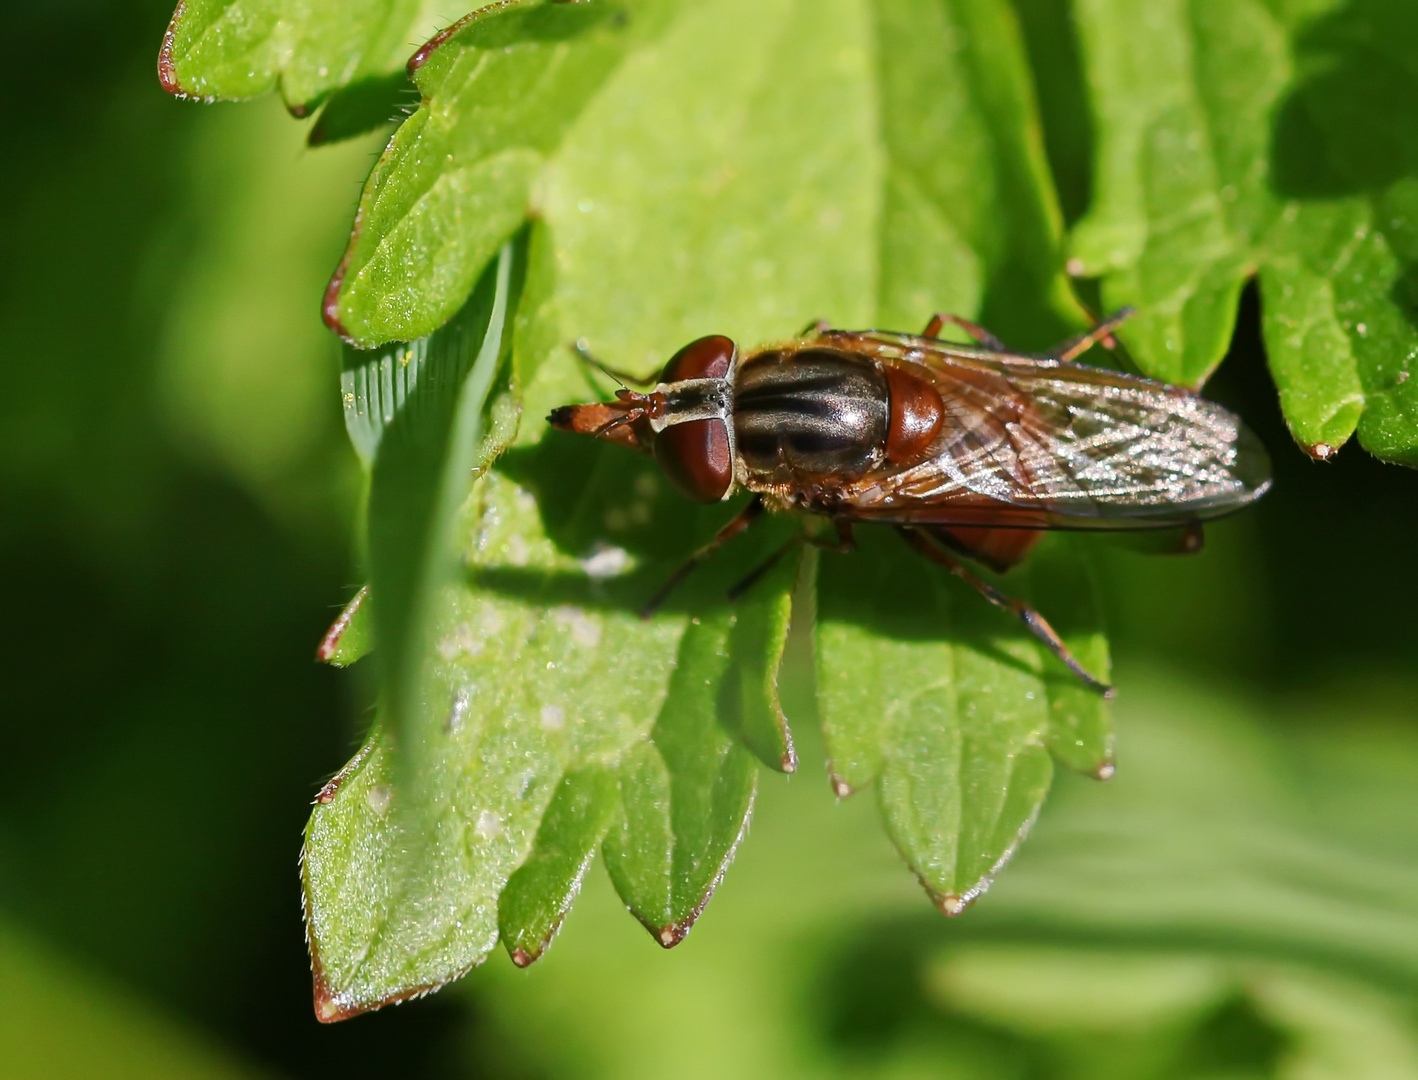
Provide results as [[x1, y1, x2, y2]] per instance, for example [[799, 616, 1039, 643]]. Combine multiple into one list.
[[1093, 759, 1116, 781], [655, 924, 689, 949], [408, 24, 456, 75], [156, 3, 189, 98], [307, 942, 468, 1022], [312, 983, 352, 1024], [408, 4, 490, 76], [316, 586, 369, 665], [322, 260, 356, 344], [308, 945, 367, 1024], [503, 918, 567, 968], [311, 738, 378, 806], [829, 772, 855, 799], [933, 892, 972, 917], [924, 882, 989, 918], [922, 866, 1011, 918], [1306, 441, 1340, 461]]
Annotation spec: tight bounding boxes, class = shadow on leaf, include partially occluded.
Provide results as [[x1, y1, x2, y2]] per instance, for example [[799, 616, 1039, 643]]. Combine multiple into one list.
[[1270, 0, 1418, 199]]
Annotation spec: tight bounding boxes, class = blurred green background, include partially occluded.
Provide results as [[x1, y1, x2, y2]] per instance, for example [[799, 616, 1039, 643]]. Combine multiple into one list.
[[5, 2, 1418, 1077]]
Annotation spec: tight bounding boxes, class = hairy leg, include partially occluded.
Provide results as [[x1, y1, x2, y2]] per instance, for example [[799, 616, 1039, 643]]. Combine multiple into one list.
[[898, 526, 1112, 697], [640, 496, 767, 618], [922, 312, 1008, 351], [726, 519, 855, 601], [1050, 308, 1135, 362]]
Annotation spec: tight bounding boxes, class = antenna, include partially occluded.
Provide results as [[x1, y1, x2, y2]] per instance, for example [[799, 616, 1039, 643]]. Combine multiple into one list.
[[570, 339, 655, 390]]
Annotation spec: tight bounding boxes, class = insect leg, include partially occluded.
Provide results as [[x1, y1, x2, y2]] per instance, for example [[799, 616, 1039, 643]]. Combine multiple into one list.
[[1050, 308, 1136, 362], [922, 312, 1008, 351], [640, 496, 766, 618], [726, 519, 855, 601], [571, 339, 657, 389], [898, 527, 1114, 698]]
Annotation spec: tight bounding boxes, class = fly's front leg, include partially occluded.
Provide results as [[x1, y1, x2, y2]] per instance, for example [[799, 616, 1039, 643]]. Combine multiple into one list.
[[922, 312, 1008, 351], [1050, 308, 1135, 362], [727, 518, 854, 601], [898, 526, 1113, 697], [641, 496, 766, 617]]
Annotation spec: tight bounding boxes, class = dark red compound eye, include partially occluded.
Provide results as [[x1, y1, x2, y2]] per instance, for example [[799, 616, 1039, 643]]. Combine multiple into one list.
[[652, 335, 737, 502], [656, 419, 733, 502], [659, 334, 736, 383]]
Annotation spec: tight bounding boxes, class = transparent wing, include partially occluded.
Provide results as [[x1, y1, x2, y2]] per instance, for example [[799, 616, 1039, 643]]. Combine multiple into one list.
[[823, 330, 1272, 529]]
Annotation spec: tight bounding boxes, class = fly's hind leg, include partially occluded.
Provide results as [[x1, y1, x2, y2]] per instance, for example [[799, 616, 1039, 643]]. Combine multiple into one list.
[[898, 526, 1113, 697], [1050, 308, 1135, 362], [922, 312, 1008, 351], [727, 518, 854, 601]]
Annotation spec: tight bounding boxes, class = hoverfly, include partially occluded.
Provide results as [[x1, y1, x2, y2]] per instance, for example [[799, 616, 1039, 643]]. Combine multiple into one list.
[[549, 310, 1271, 695]]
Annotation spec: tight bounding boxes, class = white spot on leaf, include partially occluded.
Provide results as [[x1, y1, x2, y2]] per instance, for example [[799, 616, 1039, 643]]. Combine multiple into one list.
[[580, 543, 631, 580], [506, 535, 529, 566], [366, 785, 392, 815], [480, 607, 504, 635], [474, 810, 502, 839], [437, 622, 482, 660], [448, 688, 472, 732], [553, 606, 602, 648]]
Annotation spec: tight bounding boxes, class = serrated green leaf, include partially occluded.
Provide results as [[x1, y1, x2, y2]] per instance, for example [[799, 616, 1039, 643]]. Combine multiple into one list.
[[1069, 0, 1418, 462], [498, 765, 620, 966], [325, 0, 645, 345], [872, 0, 1083, 346], [159, 0, 433, 112], [304, 465, 677, 1016], [307, 432, 807, 1008], [817, 529, 1110, 914], [316, 585, 372, 667], [306, 701, 582, 1018], [525, 0, 1097, 918], [332, 0, 1085, 346], [602, 614, 758, 947], [307, 0, 1123, 1012]]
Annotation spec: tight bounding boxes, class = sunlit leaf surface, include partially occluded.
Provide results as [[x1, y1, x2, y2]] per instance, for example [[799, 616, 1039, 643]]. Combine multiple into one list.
[[159, 0, 437, 113], [1069, 0, 1418, 463], [818, 531, 1108, 914], [601, 612, 758, 947], [305, 0, 1121, 1014], [324, 0, 643, 345]]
